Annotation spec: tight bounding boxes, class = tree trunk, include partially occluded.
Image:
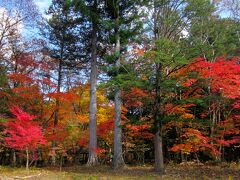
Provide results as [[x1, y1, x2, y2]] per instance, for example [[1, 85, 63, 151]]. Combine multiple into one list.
[[113, 89, 125, 169], [154, 64, 165, 173], [26, 147, 29, 170], [152, 0, 165, 172], [12, 149, 16, 167], [60, 155, 63, 171], [87, 2, 98, 166], [52, 44, 63, 166], [113, 10, 125, 169], [154, 130, 164, 173]]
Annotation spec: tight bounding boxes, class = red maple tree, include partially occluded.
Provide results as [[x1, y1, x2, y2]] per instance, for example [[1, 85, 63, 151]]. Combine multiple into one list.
[[4, 106, 46, 169]]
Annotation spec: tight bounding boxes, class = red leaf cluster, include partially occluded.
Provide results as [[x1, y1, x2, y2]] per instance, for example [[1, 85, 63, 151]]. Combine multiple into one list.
[[170, 128, 220, 157], [4, 106, 46, 151], [184, 57, 240, 98]]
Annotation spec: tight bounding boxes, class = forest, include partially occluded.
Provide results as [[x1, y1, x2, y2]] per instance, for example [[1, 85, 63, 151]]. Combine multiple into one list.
[[0, 0, 240, 179]]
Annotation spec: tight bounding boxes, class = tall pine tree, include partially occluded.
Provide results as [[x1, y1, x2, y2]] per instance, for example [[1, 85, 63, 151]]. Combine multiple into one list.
[[44, 0, 82, 165], [104, 0, 145, 169], [72, 0, 106, 166]]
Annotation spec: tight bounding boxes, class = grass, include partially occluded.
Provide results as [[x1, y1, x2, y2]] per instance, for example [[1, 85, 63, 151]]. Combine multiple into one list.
[[0, 163, 239, 180]]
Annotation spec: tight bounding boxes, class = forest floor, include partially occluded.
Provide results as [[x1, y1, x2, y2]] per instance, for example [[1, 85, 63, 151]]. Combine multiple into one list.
[[0, 162, 240, 180]]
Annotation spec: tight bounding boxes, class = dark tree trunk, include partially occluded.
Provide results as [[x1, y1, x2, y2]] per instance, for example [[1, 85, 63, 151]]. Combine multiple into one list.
[[11, 149, 16, 167], [52, 42, 63, 166], [54, 54, 63, 127]]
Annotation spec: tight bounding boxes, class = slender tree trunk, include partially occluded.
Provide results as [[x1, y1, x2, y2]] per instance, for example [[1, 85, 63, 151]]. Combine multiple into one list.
[[113, 10, 125, 169], [12, 149, 16, 167], [60, 155, 63, 171], [54, 56, 63, 127], [87, 2, 98, 165], [26, 147, 29, 170], [52, 48, 63, 166]]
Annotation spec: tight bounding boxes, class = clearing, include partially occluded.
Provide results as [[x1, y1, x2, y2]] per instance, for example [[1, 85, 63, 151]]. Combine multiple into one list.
[[0, 163, 239, 179]]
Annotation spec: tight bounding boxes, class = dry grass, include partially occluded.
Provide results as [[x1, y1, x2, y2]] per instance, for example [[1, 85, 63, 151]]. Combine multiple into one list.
[[0, 163, 239, 180]]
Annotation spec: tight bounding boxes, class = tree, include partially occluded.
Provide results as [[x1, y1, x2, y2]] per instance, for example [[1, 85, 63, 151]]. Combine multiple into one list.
[[44, 0, 83, 165], [0, 1, 47, 117], [46, 0, 81, 127], [72, 0, 106, 166], [85, 0, 99, 166], [184, 0, 239, 61], [0, 0, 39, 45], [0, 0, 39, 26], [85, 0, 105, 166], [0, 0, 40, 65], [221, 0, 240, 21], [171, 56, 240, 161], [145, 0, 190, 173], [104, 0, 145, 169], [0, 7, 22, 65], [131, 0, 222, 173], [4, 106, 46, 170], [0, 65, 8, 114], [66, 84, 114, 164]]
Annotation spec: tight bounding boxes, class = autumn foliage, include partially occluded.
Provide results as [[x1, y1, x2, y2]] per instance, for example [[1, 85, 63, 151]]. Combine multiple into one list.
[[166, 57, 240, 159], [1, 55, 239, 166], [4, 106, 46, 151]]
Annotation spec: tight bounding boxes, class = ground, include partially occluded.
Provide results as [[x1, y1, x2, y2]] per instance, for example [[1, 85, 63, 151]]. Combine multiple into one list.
[[0, 163, 239, 179]]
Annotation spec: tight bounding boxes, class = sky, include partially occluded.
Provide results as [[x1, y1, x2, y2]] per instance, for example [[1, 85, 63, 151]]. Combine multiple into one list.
[[34, 0, 51, 14]]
